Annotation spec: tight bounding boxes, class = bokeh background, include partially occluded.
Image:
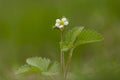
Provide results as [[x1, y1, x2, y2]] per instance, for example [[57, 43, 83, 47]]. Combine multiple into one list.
[[0, 0, 120, 80]]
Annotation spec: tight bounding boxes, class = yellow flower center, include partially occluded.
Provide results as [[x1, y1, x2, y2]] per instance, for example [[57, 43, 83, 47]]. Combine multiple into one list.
[[59, 20, 64, 25]]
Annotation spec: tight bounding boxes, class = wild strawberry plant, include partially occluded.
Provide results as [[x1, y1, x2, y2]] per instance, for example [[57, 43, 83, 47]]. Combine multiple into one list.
[[16, 17, 103, 80]]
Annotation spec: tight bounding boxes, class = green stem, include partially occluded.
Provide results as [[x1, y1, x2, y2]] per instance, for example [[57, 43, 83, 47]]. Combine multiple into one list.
[[60, 31, 65, 79], [65, 48, 74, 80]]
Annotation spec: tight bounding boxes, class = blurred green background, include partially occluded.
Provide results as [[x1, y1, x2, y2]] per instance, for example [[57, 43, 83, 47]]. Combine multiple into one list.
[[0, 0, 120, 80]]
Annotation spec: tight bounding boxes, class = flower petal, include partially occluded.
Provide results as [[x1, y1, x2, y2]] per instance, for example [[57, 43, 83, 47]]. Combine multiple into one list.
[[59, 25, 64, 28], [55, 23, 60, 27], [62, 18, 67, 21], [56, 19, 60, 23], [64, 21, 69, 25]]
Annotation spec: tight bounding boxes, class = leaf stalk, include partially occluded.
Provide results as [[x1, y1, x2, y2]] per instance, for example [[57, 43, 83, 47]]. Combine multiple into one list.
[[65, 48, 74, 80], [60, 31, 65, 79]]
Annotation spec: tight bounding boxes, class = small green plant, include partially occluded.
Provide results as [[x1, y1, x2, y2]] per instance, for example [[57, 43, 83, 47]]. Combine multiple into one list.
[[15, 17, 103, 80]]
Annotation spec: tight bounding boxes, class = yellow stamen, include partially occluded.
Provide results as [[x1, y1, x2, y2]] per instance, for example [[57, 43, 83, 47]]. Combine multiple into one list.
[[59, 20, 64, 25]]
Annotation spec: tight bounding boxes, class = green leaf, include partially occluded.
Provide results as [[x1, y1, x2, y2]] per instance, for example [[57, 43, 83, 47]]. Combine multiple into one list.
[[48, 61, 60, 73], [16, 64, 41, 75], [26, 57, 51, 72], [65, 26, 84, 43], [60, 27, 84, 51], [16, 57, 61, 80], [40, 61, 60, 76], [75, 29, 103, 47]]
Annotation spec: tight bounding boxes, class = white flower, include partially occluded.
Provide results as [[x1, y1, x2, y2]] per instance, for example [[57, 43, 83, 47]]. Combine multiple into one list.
[[55, 17, 69, 29]]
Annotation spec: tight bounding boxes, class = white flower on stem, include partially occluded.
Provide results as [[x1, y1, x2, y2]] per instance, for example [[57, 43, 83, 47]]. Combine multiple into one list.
[[55, 17, 69, 29]]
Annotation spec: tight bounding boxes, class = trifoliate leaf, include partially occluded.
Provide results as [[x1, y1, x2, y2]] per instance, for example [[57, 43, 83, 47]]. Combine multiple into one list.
[[16, 57, 61, 80], [41, 61, 60, 79], [48, 61, 60, 73], [60, 27, 84, 51], [65, 26, 84, 43], [26, 57, 51, 72], [74, 29, 103, 47], [16, 64, 41, 75]]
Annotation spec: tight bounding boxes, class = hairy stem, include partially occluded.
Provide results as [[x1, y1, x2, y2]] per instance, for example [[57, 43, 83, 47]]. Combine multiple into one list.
[[60, 31, 65, 79], [65, 48, 74, 80]]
